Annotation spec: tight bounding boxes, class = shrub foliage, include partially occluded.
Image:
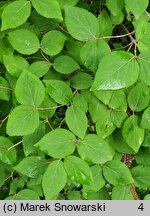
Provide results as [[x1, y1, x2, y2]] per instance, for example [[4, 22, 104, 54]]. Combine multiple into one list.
[[0, 0, 150, 200]]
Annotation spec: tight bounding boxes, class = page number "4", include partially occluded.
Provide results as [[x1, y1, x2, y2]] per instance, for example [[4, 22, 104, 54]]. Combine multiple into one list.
[[138, 203, 144, 211]]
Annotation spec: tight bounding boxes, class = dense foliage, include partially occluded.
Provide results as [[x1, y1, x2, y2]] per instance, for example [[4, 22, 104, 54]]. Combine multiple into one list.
[[0, 0, 150, 200]]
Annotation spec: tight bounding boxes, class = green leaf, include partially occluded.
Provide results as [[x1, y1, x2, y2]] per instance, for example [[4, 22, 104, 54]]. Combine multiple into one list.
[[107, 129, 135, 154], [53, 55, 80, 74], [57, 0, 79, 8], [111, 185, 134, 200], [125, 0, 149, 18], [64, 156, 92, 185], [122, 115, 145, 153], [94, 89, 127, 112], [91, 51, 139, 90], [9, 178, 25, 195], [96, 109, 116, 138], [136, 149, 150, 167], [70, 72, 93, 90], [8, 29, 40, 55], [66, 39, 83, 65], [35, 128, 76, 158], [83, 165, 105, 193], [15, 70, 45, 107], [65, 6, 99, 41], [23, 122, 45, 156], [141, 107, 150, 129], [39, 95, 57, 119], [28, 61, 51, 78], [89, 97, 107, 123], [0, 77, 10, 101], [32, 0, 62, 20], [7, 105, 39, 136], [138, 51, 150, 86], [65, 105, 88, 139], [106, 0, 124, 16], [77, 134, 114, 164], [44, 80, 73, 105], [103, 160, 134, 186], [110, 110, 127, 128], [42, 160, 67, 199], [97, 10, 112, 38], [80, 40, 111, 72], [86, 187, 110, 200], [142, 129, 150, 147], [0, 38, 14, 62], [144, 194, 150, 200], [131, 166, 150, 188], [3, 54, 29, 77], [41, 30, 66, 56], [127, 82, 149, 112], [14, 189, 40, 200], [0, 137, 16, 164], [67, 191, 81, 200], [73, 93, 88, 113], [1, 0, 31, 31], [14, 156, 47, 178]]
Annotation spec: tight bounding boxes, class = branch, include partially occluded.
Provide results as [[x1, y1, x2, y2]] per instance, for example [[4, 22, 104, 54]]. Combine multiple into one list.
[[34, 104, 65, 111], [130, 183, 139, 200], [121, 24, 137, 58], [0, 85, 13, 91], [97, 30, 135, 40], [0, 140, 22, 151]]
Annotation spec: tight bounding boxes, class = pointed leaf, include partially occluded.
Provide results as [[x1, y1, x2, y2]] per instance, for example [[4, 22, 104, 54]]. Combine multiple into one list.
[[141, 107, 150, 129], [131, 166, 150, 188], [80, 40, 111, 72], [7, 105, 39, 136], [65, 6, 99, 41], [125, 0, 149, 18], [42, 160, 67, 199], [77, 134, 114, 164], [44, 80, 73, 105], [128, 82, 149, 112], [14, 189, 40, 200], [138, 51, 150, 86], [41, 30, 66, 56], [14, 156, 47, 178], [0, 137, 16, 164], [122, 115, 145, 153], [15, 70, 45, 107], [3, 54, 29, 77], [53, 55, 80, 74], [106, 0, 124, 16], [8, 29, 40, 55], [91, 51, 139, 90], [32, 0, 62, 20], [0, 77, 10, 101], [103, 160, 134, 185], [65, 105, 88, 139], [83, 165, 105, 193], [1, 0, 31, 31], [35, 129, 76, 158], [28, 61, 51, 78], [70, 72, 93, 90], [64, 156, 92, 185], [112, 185, 134, 200]]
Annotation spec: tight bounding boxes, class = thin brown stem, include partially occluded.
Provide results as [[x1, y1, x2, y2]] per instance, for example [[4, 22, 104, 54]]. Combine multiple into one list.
[[97, 30, 135, 40], [35, 104, 65, 111], [130, 183, 139, 200], [0, 85, 13, 91], [0, 140, 22, 151], [121, 24, 137, 58], [44, 117, 53, 130]]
